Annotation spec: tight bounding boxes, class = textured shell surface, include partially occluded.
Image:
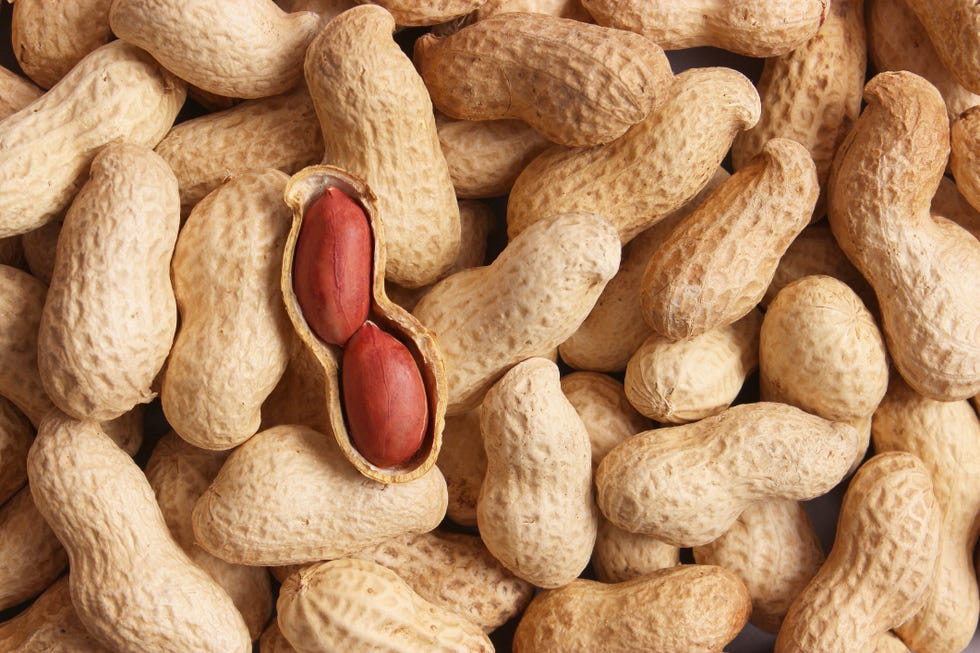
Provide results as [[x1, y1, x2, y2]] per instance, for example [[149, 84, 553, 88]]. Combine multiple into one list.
[[0, 64, 43, 119], [0, 486, 67, 612], [0, 576, 114, 653], [590, 515, 680, 584]]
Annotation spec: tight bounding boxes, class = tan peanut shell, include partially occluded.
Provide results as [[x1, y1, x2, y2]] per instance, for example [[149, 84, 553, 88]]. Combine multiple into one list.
[[474, 0, 591, 20], [37, 142, 178, 422], [693, 499, 825, 633], [28, 411, 252, 652], [305, 4, 460, 288], [761, 221, 874, 309], [145, 432, 274, 641], [0, 486, 67, 611], [192, 424, 448, 566], [558, 167, 729, 372], [155, 87, 323, 217], [436, 407, 485, 526], [507, 66, 760, 244], [436, 114, 550, 199], [580, 0, 828, 57], [951, 106, 980, 215], [11, 0, 112, 89], [260, 336, 330, 434], [0, 40, 185, 238], [163, 169, 292, 450], [624, 309, 761, 424], [414, 211, 619, 415], [282, 165, 447, 482], [731, 0, 866, 219], [513, 564, 751, 652], [775, 452, 942, 653], [760, 275, 889, 423], [260, 621, 297, 653], [415, 13, 671, 148], [21, 218, 60, 286], [277, 558, 493, 652], [560, 371, 650, 470], [478, 358, 598, 588], [901, 0, 980, 94], [641, 138, 818, 340], [110, 0, 319, 99], [932, 176, 980, 240], [877, 632, 912, 653], [0, 576, 113, 653], [0, 397, 32, 506], [358, 0, 487, 25], [871, 376, 980, 653], [590, 516, 680, 584], [867, 0, 980, 121], [596, 402, 858, 547], [827, 71, 980, 401], [0, 265, 54, 426], [0, 65, 42, 119]]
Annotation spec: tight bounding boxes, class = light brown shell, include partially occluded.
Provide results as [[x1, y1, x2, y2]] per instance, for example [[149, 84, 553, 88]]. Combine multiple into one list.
[[0, 576, 113, 653], [558, 167, 729, 372], [579, 0, 828, 57], [0, 40, 186, 238], [478, 358, 598, 588], [474, 0, 591, 20], [11, 0, 113, 89], [624, 309, 761, 424], [413, 211, 620, 415], [415, 12, 671, 148], [901, 0, 980, 94], [951, 106, 980, 215], [513, 564, 751, 652], [155, 87, 324, 217], [0, 65, 42, 119], [641, 138, 818, 340], [876, 632, 912, 653], [260, 336, 330, 435], [693, 499, 825, 633], [37, 142, 179, 422], [871, 376, 980, 653], [259, 621, 297, 653], [0, 265, 54, 427], [110, 0, 319, 99], [305, 4, 460, 288], [145, 432, 274, 640], [867, 0, 980, 121], [932, 176, 980, 240], [282, 165, 447, 482], [27, 411, 252, 652], [760, 275, 889, 423], [731, 0, 865, 219], [436, 407, 485, 526], [356, 0, 487, 25], [0, 397, 32, 506], [191, 424, 448, 566], [827, 71, 980, 401], [436, 114, 551, 199], [595, 402, 858, 547], [277, 558, 493, 652], [590, 516, 680, 584], [21, 218, 61, 286], [163, 168, 292, 451], [774, 452, 941, 653], [506, 66, 760, 244], [0, 486, 67, 612]]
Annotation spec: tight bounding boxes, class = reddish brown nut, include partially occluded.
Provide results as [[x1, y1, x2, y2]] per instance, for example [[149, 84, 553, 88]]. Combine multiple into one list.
[[292, 186, 372, 346], [342, 320, 429, 468]]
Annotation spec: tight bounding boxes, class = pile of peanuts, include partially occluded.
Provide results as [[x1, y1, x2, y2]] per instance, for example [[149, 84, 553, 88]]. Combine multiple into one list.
[[1, 0, 980, 652]]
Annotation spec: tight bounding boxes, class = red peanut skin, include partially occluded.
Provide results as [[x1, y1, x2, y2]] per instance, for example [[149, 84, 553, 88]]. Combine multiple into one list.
[[292, 186, 372, 346], [342, 321, 429, 468]]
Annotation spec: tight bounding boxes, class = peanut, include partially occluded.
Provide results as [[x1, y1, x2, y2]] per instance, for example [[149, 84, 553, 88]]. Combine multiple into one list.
[[0, 40, 185, 238], [478, 357, 598, 587], [0, 64, 42, 119], [775, 452, 942, 652], [109, 0, 319, 99], [0, 397, 32, 506], [932, 176, 980, 240], [0, 576, 113, 653], [436, 407, 485, 526], [0, 486, 67, 612], [20, 218, 60, 285], [37, 142, 179, 422], [277, 558, 494, 652], [871, 375, 980, 653], [261, 336, 331, 435], [596, 402, 858, 547], [900, 0, 980, 94], [560, 371, 650, 469], [513, 564, 751, 652], [590, 516, 680, 584], [827, 71, 980, 401], [473, 0, 591, 20], [259, 621, 297, 653], [950, 106, 980, 215], [507, 67, 760, 243], [162, 169, 292, 450], [580, 0, 829, 57], [360, 0, 488, 26], [191, 424, 447, 565]]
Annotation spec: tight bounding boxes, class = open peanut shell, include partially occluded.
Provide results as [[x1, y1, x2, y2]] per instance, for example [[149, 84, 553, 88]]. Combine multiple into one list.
[[281, 165, 446, 483]]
